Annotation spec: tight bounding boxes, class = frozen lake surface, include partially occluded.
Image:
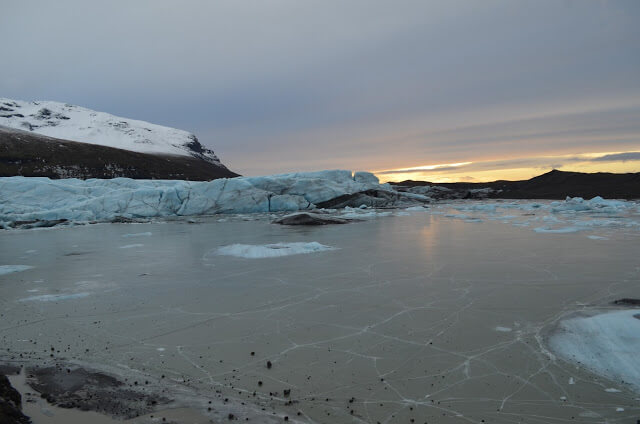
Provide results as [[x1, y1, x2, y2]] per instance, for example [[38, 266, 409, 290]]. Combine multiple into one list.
[[1, 204, 640, 423]]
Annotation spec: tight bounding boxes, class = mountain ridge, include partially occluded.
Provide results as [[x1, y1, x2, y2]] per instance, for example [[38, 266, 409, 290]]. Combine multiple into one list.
[[0, 126, 239, 180], [390, 169, 640, 200], [0, 97, 228, 167]]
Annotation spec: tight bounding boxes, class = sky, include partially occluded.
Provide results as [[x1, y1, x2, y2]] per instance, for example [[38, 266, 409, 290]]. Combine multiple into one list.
[[1, 0, 639, 182]]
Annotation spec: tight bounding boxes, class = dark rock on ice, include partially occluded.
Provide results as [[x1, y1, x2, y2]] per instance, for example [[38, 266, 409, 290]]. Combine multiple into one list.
[[0, 374, 31, 424], [612, 298, 640, 306], [273, 212, 351, 225], [8, 219, 68, 229], [316, 189, 400, 209], [26, 365, 169, 419]]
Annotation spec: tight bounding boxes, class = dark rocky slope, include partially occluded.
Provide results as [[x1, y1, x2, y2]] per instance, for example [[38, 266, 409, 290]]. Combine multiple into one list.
[[0, 370, 31, 424], [0, 126, 239, 180]]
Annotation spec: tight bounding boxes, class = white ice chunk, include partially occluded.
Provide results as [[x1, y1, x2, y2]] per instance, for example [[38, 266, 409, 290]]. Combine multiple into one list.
[[19, 292, 90, 302], [340, 210, 392, 219], [353, 171, 379, 185], [549, 310, 640, 392], [534, 226, 581, 234], [552, 196, 630, 214], [0, 265, 34, 275], [119, 244, 144, 249], [215, 242, 336, 259], [122, 232, 152, 237]]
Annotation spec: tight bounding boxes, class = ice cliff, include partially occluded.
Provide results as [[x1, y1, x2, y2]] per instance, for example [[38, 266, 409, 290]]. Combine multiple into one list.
[[0, 170, 395, 228]]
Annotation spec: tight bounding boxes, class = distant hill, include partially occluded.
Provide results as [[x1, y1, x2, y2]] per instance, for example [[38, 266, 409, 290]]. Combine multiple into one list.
[[0, 97, 238, 180], [0, 98, 229, 165], [0, 126, 238, 180], [390, 169, 640, 200]]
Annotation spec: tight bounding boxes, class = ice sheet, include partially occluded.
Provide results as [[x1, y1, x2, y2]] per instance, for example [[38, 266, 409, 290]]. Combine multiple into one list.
[[1, 203, 639, 423]]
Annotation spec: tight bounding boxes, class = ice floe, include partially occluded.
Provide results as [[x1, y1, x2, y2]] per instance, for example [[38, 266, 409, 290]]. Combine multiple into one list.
[[0, 265, 34, 275], [122, 232, 153, 237], [549, 309, 640, 392], [215, 242, 336, 259], [436, 196, 640, 238], [533, 226, 581, 234], [19, 292, 91, 302]]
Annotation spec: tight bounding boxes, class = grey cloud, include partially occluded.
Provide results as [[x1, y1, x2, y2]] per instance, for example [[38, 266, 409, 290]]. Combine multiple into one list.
[[591, 152, 640, 162], [378, 151, 640, 178], [1, 1, 639, 175], [378, 166, 469, 175]]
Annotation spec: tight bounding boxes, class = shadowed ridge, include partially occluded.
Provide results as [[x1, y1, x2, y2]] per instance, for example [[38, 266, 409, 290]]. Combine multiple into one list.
[[0, 125, 240, 180], [390, 169, 640, 199]]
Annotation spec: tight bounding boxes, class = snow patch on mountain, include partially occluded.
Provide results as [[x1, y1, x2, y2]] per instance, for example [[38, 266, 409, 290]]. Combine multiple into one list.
[[0, 97, 223, 165]]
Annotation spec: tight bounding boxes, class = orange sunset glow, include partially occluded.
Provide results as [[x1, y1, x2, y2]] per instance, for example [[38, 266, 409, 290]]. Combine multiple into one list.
[[376, 150, 640, 183]]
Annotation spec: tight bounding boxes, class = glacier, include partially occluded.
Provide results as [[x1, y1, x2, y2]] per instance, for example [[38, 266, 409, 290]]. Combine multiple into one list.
[[0, 170, 394, 228], [2, 172, 638, 235]]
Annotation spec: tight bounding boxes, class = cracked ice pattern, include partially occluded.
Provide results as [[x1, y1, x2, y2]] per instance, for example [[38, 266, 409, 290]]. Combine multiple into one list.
[[0, 212, 639, 423]]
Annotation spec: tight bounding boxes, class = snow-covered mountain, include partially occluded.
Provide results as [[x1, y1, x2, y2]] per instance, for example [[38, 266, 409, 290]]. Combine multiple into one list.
[[0, 97, 224, 166]]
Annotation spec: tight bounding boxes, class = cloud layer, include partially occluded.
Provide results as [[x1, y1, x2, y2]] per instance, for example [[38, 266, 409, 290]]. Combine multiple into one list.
[[1, 1, 639, 176]]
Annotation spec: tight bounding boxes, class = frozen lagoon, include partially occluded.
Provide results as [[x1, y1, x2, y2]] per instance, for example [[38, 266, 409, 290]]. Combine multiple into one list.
[[1, 206, 640, 423]]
